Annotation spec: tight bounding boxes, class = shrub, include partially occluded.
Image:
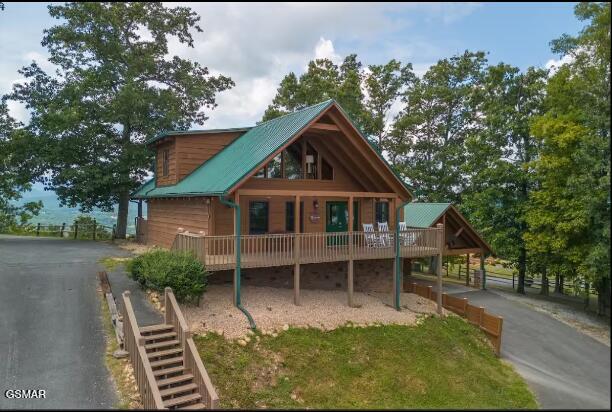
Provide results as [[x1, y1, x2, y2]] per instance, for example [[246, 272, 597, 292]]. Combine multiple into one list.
[[127, 250, 207, 303]]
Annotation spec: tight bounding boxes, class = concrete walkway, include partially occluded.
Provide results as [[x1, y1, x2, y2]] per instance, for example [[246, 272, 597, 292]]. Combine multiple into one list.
[[409, 276, 611, 409], [0, 235, 128, 409]]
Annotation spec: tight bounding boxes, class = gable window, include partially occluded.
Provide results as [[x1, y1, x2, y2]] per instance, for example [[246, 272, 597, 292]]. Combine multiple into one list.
[[375, 201, 389, 224], [305, 143, 318, 179], [321, 158, 333, 180], [285, 201, 304, 232], [162, 149, 170, 177], [267, 153, 282, 178], [284, 144, 303, 179], [249, 201, 269, 234]]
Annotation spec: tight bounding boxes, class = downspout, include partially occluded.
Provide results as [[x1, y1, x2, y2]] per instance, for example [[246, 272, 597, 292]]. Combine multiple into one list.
[[218, 195, 256, 330], [395, 199, 412, 311]]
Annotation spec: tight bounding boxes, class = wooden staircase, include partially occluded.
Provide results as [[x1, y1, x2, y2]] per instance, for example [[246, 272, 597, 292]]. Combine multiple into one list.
[[122, 289, 219, 410], [141, 323, 205, 410]]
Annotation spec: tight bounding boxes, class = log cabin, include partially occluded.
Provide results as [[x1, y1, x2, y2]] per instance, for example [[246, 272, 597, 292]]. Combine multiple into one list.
[[132, 100, 490, 310]]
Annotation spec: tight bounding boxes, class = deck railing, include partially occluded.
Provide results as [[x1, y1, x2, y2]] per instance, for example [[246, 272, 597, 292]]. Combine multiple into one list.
[[121, 291, 165, 410], [173, 227, 443, 270], [164, 288, 219, 409]]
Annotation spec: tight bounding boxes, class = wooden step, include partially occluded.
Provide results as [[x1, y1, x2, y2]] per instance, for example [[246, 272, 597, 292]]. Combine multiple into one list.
[[144, 331, 177, 342], [163, 393, 201, 408], [150, 356, 183, 369], [140, 324, 174, 334], [153, 365, 186, 378], [157, 373, 194, 387], [177, 402, 206, 410], [145, 339, 181, 350], [148, 347, 183, 359], [160, 383, 198, 398]]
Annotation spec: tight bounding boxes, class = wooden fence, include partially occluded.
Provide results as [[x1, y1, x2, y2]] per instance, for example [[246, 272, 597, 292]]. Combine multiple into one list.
[[407, 283, 503, 356], [164, 288, 219, 409], [121, 291, 165, 409]]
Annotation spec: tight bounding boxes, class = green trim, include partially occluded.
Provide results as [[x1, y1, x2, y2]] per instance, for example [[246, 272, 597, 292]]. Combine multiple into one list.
[[218, 195, 256, 330]]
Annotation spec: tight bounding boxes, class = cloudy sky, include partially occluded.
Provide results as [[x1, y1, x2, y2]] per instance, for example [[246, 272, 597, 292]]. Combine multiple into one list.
[[1, 2, 582, 129]]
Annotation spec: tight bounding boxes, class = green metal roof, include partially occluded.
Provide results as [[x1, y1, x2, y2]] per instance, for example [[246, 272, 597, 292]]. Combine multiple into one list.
[[132, 100, 334, 199], [403, 202, 451, 228], [145, 127, 252, 146]]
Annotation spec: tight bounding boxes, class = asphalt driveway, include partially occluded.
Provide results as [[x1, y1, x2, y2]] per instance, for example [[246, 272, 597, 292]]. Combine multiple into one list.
[[0, 235, 129, 409], [411, 276, 610, 409]]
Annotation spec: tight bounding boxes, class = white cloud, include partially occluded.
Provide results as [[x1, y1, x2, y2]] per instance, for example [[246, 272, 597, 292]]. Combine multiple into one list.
[[314, 37, 341, 64], [545, 54, 574, 75]]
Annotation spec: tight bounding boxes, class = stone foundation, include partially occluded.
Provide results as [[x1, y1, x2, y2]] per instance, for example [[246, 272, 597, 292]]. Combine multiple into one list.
[[207, 259, 395, 293]]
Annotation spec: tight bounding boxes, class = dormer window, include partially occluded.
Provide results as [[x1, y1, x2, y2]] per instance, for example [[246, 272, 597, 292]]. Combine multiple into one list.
[[162, 149, 170, 177]]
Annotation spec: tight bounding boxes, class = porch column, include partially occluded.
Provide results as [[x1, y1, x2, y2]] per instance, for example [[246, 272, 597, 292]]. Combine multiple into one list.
[[233, 192, 240, 306], [436, 223, 444, 314], [348, 196, 354, 307], [294, 195, 301, 305], [465, 253, 470, 286]]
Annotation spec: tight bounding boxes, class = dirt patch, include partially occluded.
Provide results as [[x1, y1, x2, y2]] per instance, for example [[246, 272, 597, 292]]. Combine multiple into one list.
[[116, 240, 157, 255], [182, 284, 441, 340]]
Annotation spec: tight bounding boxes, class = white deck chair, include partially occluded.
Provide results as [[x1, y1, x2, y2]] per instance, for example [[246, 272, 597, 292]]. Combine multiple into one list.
[[398, 221, 416, 246], [377, 222, 393, 247], [362, 223, 383, 248]]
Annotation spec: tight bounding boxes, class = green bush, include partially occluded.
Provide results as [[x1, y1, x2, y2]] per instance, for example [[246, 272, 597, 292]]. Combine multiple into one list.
[[127, 250, 207, 303]]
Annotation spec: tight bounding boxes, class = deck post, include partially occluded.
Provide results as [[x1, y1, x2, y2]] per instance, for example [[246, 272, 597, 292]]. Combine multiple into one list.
[[233, 192, 240, 306], [480, 249, 487, 290], [348, 196, 354, 307], [466, 253, 470, 286], [436, 223, 444, 314], [294, 195, 301, 305]]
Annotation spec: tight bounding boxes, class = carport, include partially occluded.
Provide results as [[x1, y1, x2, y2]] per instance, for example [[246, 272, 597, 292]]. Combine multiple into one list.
[[402, 203, 494, 287]]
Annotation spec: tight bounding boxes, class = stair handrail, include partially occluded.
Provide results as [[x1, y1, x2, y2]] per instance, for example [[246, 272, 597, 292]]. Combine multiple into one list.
[[122, 291, 166, 409], [164, 287, 219, 409]]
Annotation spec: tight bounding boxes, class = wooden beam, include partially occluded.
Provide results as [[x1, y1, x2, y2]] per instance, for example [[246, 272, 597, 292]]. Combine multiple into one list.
[[444, 247, 481, 256], [309, 122, 340, 132], [466, 253, 470, 287], [237, 189, 397, 198], [294, 195, 301, 306], [454, 227, 464, 238], [306, 133, 379, 191]]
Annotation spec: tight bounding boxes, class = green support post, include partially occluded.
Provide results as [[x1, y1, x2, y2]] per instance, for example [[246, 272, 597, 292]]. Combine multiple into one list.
[[74, 222, 78, 239], [93, 219, 97, 240], [395, 199, 412, 311]]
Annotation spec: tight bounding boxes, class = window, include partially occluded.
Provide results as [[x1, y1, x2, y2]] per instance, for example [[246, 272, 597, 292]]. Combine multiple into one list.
[[254, 166, 266, 178], [161, 149, 170, 177], [267, 153, 282, 178], [375, 201, 389, 224], [321, 158, 333, 180], [249, 201, 269, 234], [305, 143, 318, 179], [284, 145, 303, 179], [285, 201, 304, 232]]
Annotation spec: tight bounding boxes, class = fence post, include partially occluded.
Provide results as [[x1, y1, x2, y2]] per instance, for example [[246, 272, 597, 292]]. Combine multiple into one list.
[[111, 225, 116, 243], [36, 223, 40, 237], [93, 219, 97, 240], [60, 222, 66, 237], [512, 273, 515, 289], [74, 222, 78, 239]]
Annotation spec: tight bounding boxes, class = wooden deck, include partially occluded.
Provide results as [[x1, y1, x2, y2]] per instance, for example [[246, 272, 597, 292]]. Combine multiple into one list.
[[172, 229, 443, 271]]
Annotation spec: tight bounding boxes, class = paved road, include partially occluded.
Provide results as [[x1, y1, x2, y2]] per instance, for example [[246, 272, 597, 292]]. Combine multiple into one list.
[[410, 276, 610, 409], [0, 235, 128, 409]]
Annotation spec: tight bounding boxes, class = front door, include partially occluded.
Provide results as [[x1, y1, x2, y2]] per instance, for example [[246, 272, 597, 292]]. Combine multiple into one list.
[[326, 201, 348, 245]]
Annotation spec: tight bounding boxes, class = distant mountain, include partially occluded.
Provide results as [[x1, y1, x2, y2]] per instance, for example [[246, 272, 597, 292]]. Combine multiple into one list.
[[15, 183, 145, 234]]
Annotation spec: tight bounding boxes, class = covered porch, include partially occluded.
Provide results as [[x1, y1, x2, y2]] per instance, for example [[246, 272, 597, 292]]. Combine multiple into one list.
[[172, 188, 445, 311]]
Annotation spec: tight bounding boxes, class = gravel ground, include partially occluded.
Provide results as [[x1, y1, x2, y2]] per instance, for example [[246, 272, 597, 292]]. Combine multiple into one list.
[[182, 285, 442, 339], [494, 289, 610, 346]]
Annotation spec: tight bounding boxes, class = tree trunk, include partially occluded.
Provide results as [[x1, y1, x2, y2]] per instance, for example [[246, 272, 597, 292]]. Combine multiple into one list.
[[554, 274, 561, 293], [540, 266, 549, 296], [116, 189, 130, 239], [559, 275, 564, 294], [596, 278, 611, 317], [516, 246, 526, 294]]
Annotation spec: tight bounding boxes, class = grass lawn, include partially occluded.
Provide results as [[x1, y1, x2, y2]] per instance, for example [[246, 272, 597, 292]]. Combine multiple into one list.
[[195, 316, 537, 409]]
